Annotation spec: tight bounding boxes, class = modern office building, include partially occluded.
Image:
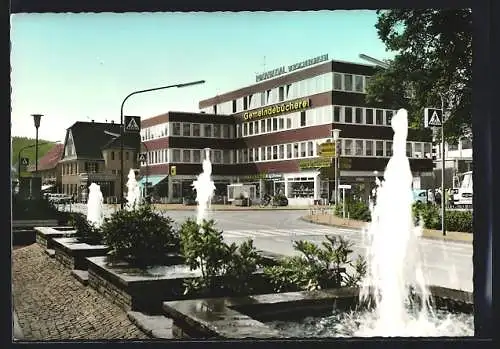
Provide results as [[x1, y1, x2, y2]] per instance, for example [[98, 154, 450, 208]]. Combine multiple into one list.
[[433, 134, 473, 189], [59, 121, 140, 202], [140, 56, 433, 205]]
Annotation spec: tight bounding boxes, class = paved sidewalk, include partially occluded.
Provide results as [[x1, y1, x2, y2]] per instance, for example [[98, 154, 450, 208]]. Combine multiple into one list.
[[302, 214, 473, 244], [12, 244, 149, 341]]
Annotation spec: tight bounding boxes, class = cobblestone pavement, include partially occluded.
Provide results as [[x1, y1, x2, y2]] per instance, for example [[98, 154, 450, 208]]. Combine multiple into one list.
[[12, 244, 150, 341]]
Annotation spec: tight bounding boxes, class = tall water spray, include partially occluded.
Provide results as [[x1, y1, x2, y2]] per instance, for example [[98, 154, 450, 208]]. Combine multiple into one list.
[[192, 148, 216, 224], [126, 169, 141, 211], [357, 109, 435, 336], [87, 182, 104, 228]]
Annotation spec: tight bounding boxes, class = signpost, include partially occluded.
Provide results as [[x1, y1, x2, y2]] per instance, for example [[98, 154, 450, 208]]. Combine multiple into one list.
[[338, 184, 351, 219], [424, 104, 446, 236], [318, 142, 335, 158], [124, 116, 141, 133]]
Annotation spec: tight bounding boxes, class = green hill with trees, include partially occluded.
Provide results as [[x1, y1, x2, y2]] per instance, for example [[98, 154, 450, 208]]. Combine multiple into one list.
[[11, 136, 57, 169]]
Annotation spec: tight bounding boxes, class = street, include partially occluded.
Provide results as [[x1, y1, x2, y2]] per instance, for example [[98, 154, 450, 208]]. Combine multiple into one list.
[[63, 204, 473, 292]]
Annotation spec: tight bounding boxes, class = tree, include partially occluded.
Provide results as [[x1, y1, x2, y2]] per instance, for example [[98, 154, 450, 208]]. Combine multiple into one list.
[[366, 9, 472, 141]]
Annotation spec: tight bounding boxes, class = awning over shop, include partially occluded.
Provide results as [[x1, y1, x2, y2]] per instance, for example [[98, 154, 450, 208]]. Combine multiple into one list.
[[139, 175, 168, 188]]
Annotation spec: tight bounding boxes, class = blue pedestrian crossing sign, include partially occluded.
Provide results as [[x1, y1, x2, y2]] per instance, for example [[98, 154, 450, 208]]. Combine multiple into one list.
[[424, 108, 443, 128], [124, 115, 141, 133]]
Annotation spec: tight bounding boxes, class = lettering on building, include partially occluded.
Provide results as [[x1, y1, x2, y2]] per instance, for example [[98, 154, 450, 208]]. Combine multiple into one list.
[[255, 54, 329, 82], [298, 158, 331, 169], [242, 99, 310, 121]]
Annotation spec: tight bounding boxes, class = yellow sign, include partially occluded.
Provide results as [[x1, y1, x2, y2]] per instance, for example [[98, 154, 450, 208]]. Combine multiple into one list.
[[298, 158, 331, 169], [170, 166, 177, 176], [242, 99, 310, 121], [318, 142, 335, 158]]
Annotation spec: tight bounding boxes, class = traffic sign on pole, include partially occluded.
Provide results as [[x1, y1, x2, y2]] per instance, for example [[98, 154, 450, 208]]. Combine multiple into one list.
[[424, 108, 443, 127], [318, 142, 335, 158]]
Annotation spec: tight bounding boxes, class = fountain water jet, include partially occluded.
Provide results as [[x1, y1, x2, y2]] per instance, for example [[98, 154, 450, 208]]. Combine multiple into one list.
[[192, 148, 216, 224], [126, 169, 141, 211], [87, 182, 104, 228], [355, 108, 450, 336]]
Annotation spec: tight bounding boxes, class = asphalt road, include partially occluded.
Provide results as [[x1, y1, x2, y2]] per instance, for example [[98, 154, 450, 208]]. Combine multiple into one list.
[[63, 204, 473, 292]]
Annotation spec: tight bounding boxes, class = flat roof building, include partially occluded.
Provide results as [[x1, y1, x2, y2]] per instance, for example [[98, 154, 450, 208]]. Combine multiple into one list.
[[140, 57, 433, 205]]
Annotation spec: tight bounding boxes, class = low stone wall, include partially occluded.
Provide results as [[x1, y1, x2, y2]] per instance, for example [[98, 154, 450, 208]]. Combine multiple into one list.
[[35, 234, 49, 249], [88, 268, 133, 311], [55, 247, 76, 270]]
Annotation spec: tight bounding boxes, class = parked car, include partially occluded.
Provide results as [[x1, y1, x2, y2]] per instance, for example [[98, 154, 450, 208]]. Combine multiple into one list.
[[412, 190, 428, 204], [47, 193, 73, 204]]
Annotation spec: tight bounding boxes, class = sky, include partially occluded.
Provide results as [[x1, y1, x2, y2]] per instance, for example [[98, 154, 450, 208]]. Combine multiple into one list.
[[10, 11, 396, 142]]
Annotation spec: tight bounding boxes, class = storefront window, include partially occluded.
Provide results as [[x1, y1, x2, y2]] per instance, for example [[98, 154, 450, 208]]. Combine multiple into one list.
[[172, 182, 181, 199], [288, 179, 314, 198]]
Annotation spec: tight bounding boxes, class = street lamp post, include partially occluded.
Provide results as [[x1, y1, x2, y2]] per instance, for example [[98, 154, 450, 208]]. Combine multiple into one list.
[[119, 80, 206, 209], [331, 129, 341, 205], [32, 114, 43, 175]]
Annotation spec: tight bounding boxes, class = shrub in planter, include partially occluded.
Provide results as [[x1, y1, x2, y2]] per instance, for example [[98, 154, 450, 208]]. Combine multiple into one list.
[[179, 218, 263, 296], [334, 200, 371, 222], [68, 212, 104, 245], [263, 235, 367, 292], [101, 205, 180, 265], [445, 210, 473, 233], [12, 195, 60, 220]]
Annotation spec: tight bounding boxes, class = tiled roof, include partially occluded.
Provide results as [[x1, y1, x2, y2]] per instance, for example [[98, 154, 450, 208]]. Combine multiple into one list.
[[36, 144, 64, 171], [62, 122, 140, 160]]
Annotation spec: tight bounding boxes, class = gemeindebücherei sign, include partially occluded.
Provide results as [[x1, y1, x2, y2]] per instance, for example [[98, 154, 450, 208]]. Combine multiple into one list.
[[255, 54, 329, 83]]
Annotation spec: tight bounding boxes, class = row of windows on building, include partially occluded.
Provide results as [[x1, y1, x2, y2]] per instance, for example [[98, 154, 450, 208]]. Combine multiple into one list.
[[61, 161, 101, 175], [238, 106, 397, 138], [203, 72, 371, 115], [141, 122, 235, 141], [141, 104, 397, 143], [142, 139, 432, 166]]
